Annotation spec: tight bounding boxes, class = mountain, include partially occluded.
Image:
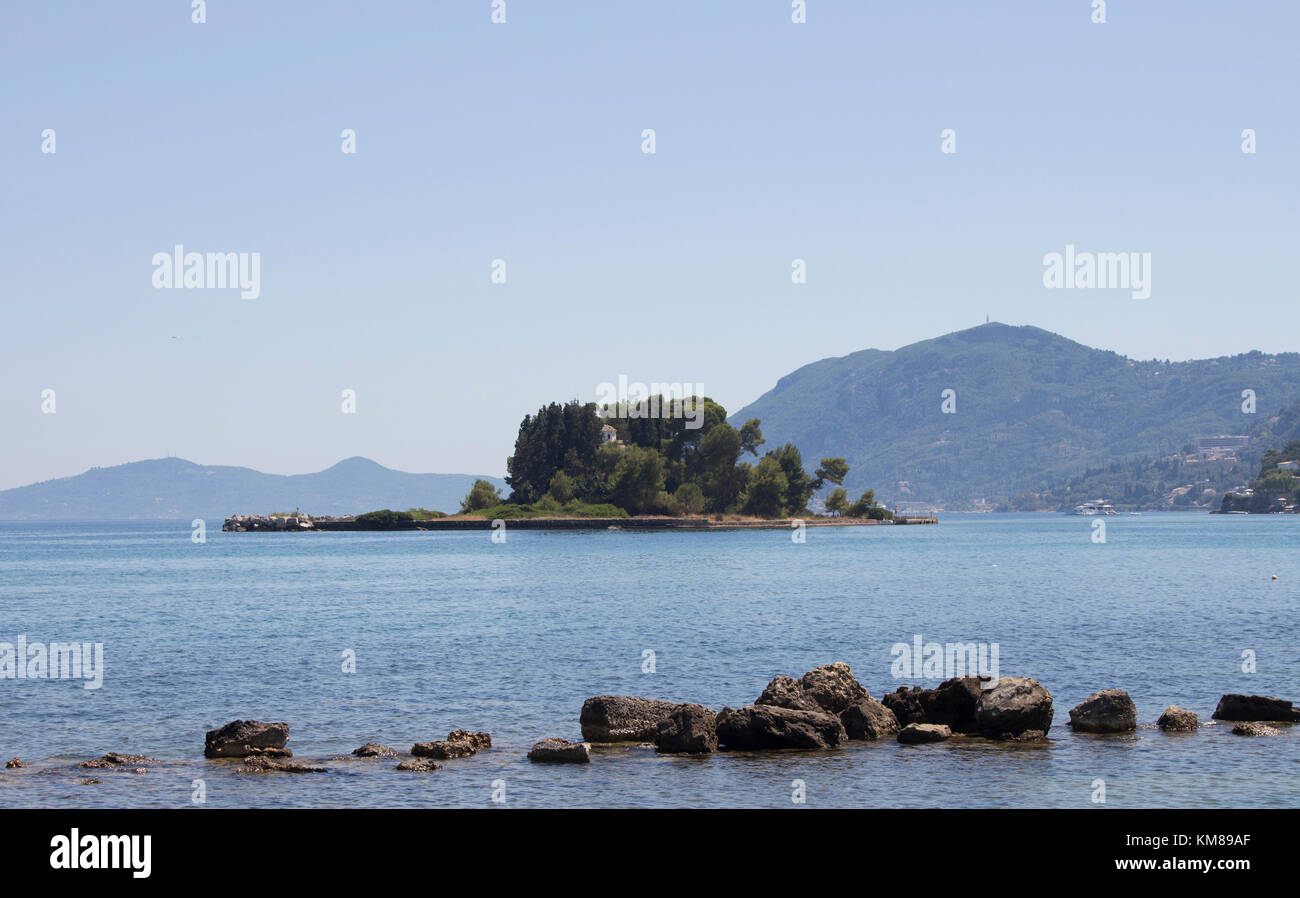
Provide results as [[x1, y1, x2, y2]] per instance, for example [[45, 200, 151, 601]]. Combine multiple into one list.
[[0, 457, 507, 521], [730, 324, 1300, 510]]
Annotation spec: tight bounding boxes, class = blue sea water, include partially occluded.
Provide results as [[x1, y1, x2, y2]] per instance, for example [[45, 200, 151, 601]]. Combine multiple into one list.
[[0, 513, 1296, 808]]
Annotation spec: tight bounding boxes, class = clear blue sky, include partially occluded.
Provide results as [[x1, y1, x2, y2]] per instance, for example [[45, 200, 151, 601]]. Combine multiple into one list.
[[2, 1, 1296, 489]]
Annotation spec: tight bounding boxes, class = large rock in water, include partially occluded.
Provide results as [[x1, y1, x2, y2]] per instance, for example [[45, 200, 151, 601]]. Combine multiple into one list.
[[881, 677, 984, 733], [656, 704, 718, 754], [756, 662, 868, 715], [204, 720, 290, 758], [974, 677, 1053, 739], [715, 705, 847, 750], [756, 662, 897, 739], [840, 696, 900, 740], [1068, 689, 1138, 733], [1212, 694, 1300, 722], [580, 696, 680, 742], [528, 738, 591, 763]]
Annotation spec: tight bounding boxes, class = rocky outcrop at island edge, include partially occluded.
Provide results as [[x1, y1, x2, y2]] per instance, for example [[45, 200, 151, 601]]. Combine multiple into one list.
[[204, 720, 290, 758], [223, 515, 322, 532], [580, 696, 680, 742]]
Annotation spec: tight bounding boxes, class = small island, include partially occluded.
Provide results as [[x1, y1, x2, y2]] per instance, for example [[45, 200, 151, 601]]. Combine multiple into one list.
[[224, 396, 932, 531]]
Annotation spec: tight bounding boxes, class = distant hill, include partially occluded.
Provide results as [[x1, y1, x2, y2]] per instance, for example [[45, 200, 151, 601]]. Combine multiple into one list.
[[0, 457, 507, 521], [730, 324, 1300, 510]]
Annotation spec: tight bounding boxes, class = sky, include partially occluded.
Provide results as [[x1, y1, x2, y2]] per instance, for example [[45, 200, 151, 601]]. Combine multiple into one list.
[[1, 1, 1296, 489]]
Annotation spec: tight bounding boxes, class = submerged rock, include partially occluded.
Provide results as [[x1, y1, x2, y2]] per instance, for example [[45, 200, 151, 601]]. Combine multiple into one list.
[[396, 758, 442, 772], [1068, 689, 1138, 733], [1212, 694, 1300, 722], [897, 723, 952, 744], [1231, 722, 1280, 737], [580, 696, 680, 742], [528, 738, 592, 763], [715, 705, 846, 750], [352, 743, 398, 758], [656, 704, 718, 754], [242, 756, 327, 773], [881, 677, 984, 733], [204, 720, 290, 758], [412, 729, 492, 760], [79, 753, 159, 769], [974, 677, 1053, 739], [1157, 706, 1199, 732], [412, 740, 475, 760]]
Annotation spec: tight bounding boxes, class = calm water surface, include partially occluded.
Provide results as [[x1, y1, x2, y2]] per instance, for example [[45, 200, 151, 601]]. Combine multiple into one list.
[[0, 514, 1296, 808]]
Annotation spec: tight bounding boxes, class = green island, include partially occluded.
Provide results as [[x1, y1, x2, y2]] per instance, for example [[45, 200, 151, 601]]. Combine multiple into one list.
[[225, 397, 919, 532]]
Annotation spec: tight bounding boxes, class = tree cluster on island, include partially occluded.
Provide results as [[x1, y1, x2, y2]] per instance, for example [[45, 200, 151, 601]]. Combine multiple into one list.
[[458, 397, 890, 520]]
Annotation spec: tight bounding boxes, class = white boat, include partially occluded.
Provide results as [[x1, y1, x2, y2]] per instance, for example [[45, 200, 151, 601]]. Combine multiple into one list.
[[1073, 500, 1117, 515]]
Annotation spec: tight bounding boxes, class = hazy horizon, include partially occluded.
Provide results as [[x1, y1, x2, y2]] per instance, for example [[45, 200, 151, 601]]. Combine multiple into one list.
[[4, 1, 1297, 490]]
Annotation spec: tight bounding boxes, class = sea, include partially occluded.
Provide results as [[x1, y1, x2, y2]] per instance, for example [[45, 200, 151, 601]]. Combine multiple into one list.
[[0, 513, 1296, 808]]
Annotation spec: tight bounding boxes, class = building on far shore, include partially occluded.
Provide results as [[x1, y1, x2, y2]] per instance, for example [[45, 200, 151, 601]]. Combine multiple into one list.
[[1196, 434, 1249, 461]]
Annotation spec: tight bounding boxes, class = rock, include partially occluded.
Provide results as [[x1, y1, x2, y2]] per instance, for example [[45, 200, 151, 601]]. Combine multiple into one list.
[[881, 677, 984, 733], [78, 752, 159, 769], [1157, 705, 1199, 731], [5, 758, 22, 769], [975, 676, 1054, 739], [243, 746, 292, 758], [79, 778, 101, 785], [656, 704, 718, 754], [580, 695, 680, 742], [447, 730, 492, 750], [528, 738, 592, 763], [1068, 689, 1138, 733], [897, 723, 952, 744], [1212, 694, 1300, 722], [204, 720, 290, 758], [242, 756, 327, 773], [396, 758, 442, 772], [412, 740, 476, 760], [756, 662, 869, 715], [840, 695, 901, 740], [715, 705, 847, 750], [412, 729, 491, 760], [1231, 722, 1280, 737], [352, 743, 398, 758]]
